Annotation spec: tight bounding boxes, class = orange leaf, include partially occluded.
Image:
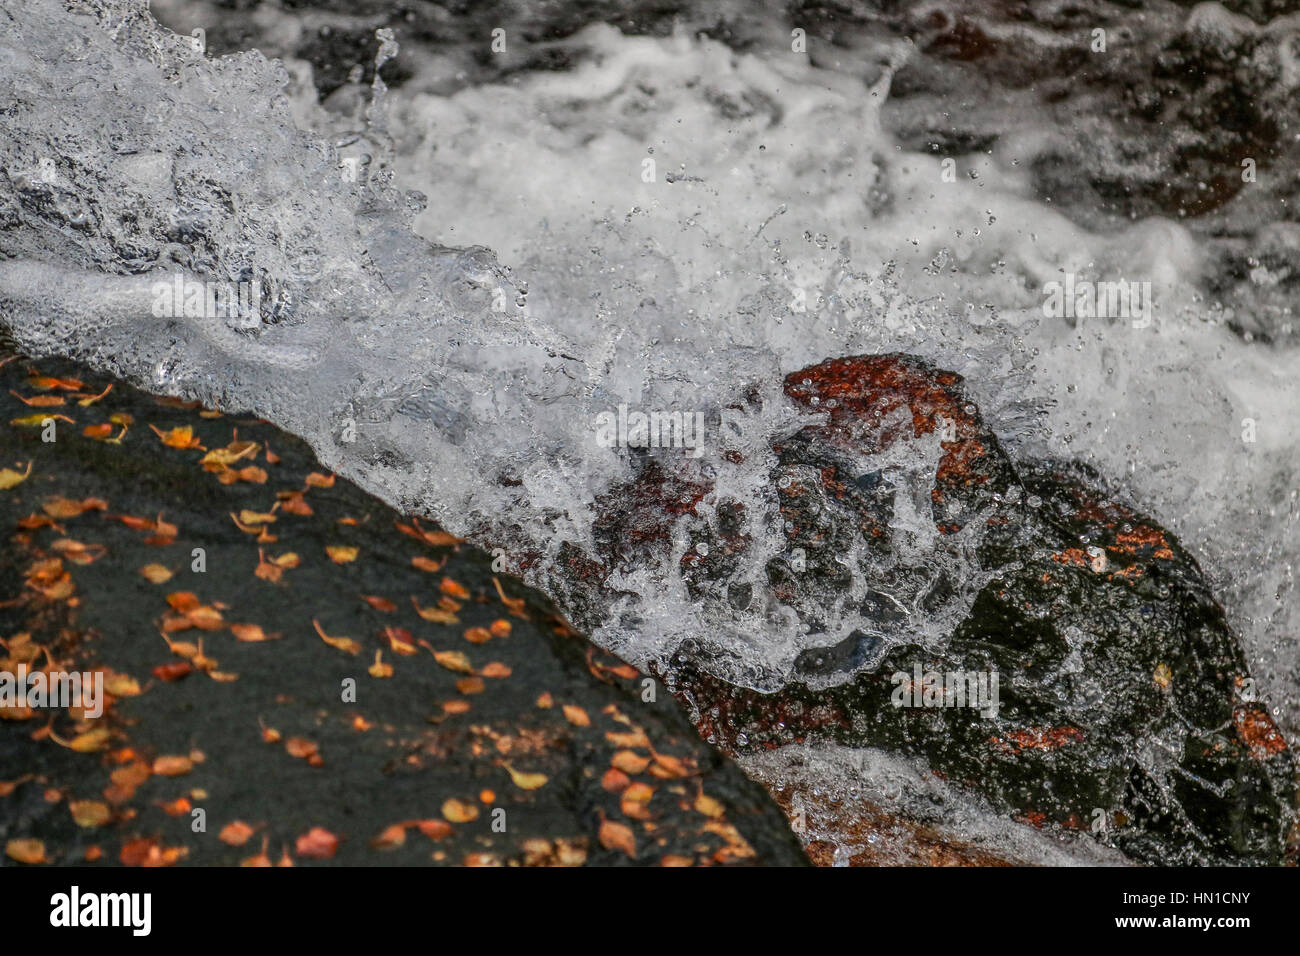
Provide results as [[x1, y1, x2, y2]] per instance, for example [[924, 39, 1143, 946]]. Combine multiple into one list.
[[5, 838, 47, 864], [139, 564, 173, 583], [231, 623, 277, 643], [563, 705, 591, 727], [219, 821, 258, 846], [412, 596, 458, 624], [69, 800, 112, 828], [441, 798, 479, 823], [42, 496, 107, 519], [433, 650, 473, 674], [312, 619, 360, 655], [326, 545, 358, 564], [294, 827, 338, 859], [599, 818, 636, 857], [149, 424, 203, 450], [152, 755, 194, 777], [440, 577, 471, 600]]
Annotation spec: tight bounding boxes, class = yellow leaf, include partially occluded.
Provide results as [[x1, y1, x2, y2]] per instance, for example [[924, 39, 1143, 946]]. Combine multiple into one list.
[[199, 441, 259, 469], [312, 619, 360, 655], [69, 800, 112, 828], [412, 597, 458, 624], [0, 461, 32, 490], [5, 838, 47, 864], [441, 798, 479, 823], [63, 728, 111, 753], [503, 764, 548, 791], [368, 650, 394, 679], [139, 563, 173, 584], [598, 818, 636, 857], [694, 792, 726, 819], [103, 673, 142, 697], [326, 545, 358, 564], [562, 705, 591, 727], [150, 424, 202, 449], [12, 413, 72, 427], [152, 755, 194, 776], [231, 623, 277, 643], [433, 650, 474, 674], [237, 510, 277, 525]]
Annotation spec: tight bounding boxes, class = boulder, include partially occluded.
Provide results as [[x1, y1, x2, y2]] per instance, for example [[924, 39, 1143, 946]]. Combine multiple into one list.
[[0, 352, 807, 867]]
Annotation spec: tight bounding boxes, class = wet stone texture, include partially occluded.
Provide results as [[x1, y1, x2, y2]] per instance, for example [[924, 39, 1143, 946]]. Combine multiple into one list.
[[0, 352, 808, 867], [580, 354, 1295, 866]]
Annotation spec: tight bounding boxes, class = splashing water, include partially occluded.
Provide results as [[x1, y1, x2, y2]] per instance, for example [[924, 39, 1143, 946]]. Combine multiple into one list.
[[1, 0, 1297, 775]]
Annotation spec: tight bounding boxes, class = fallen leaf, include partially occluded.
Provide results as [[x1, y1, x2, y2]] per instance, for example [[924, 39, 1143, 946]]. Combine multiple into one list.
[[598, 817, 636, 857], [371, 824, 407, 850], [440, 577, 471, 600], [415, 819, 454, 841], [285, 738, 318, 760], [412, 597, 458, 624], [5, 838, 47, 864], [441, 798, 479, 823], [42, 496, 107, 519], [152, 755, 194, 777], [149, 424, 203, 450], [464, 627, 492, 644], [433, 650, 474, 674], [0, 462, 32, 490], [69, 800, 112, 828], [152, 661, 192, 682], [219, 821, 257, 846], [295, 827, 338, 859], [10, 390, 65, 407], [326, 545, 358, 564], [139, 564, 173, 584], [368, 650, 394, 679], [12, 413, 74, 427], [694, 792, 726, 819], [312, 619, 360, 655], [611, 751, 651, 775], [231, 624, 278, 643], [563, 705, 591, 727], [502, 764, 548, 791]]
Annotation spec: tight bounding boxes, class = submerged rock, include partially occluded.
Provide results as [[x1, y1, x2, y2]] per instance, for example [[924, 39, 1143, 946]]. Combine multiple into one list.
[[0, 352, 807, 867], [580, 354, 1295, 865]]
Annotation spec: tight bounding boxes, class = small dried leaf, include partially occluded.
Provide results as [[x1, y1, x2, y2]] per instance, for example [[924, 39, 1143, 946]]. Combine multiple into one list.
[[503, 764, 548, 791], [433, 650, 474, 674], [312, 619, 360, 655], [140, 563, 173, 583], [219, 821, 257, 846], [69, 800, 112, 828], [5, 838, 47, 864], [295, 827, 338, 859], [598, 818, 636, 857], [441, 798, 479, 823], [326, 545, 358, 564], [152, 755, 194, 777]]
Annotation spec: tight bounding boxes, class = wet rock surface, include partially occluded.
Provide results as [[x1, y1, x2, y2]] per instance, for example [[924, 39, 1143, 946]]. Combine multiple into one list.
[[573, 354, 1295, 865], [0, 352, 807, 866]]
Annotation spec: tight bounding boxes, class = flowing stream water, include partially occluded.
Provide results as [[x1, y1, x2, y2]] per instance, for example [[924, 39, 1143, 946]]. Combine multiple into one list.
[[2, 0, 1296, 863]]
